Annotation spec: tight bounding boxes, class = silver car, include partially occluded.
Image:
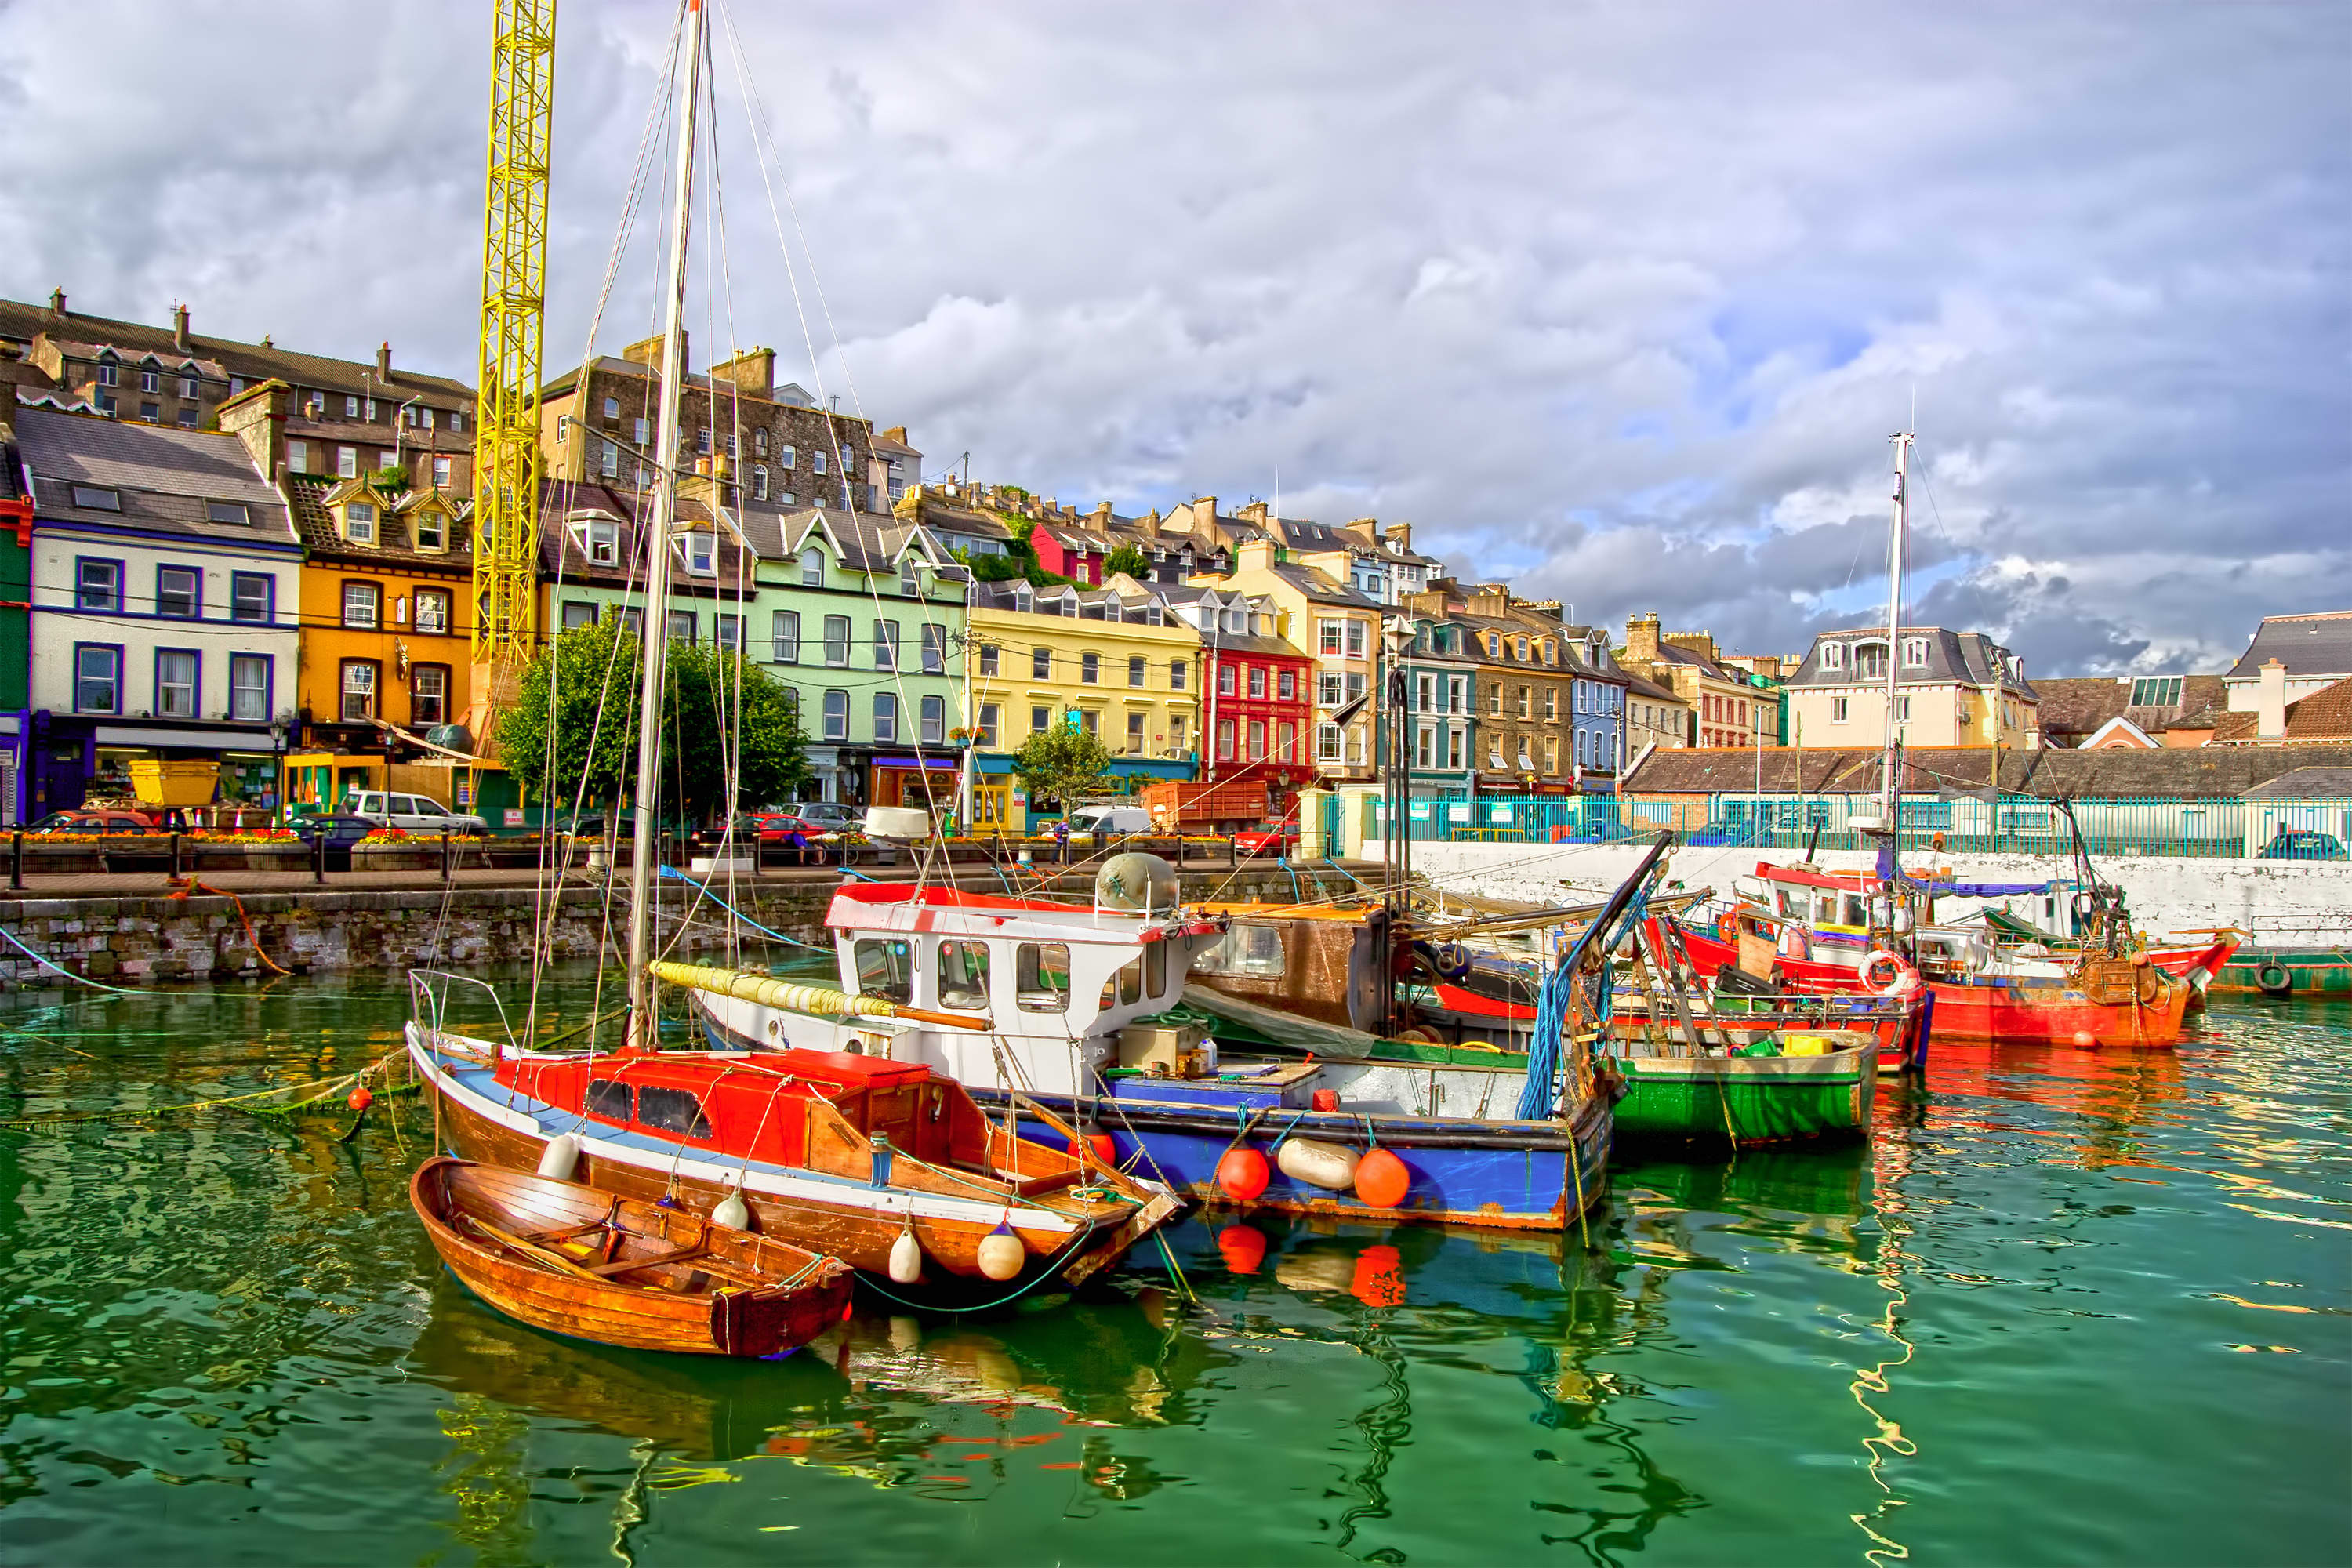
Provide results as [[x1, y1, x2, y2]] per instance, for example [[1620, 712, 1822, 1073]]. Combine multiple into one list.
[[342, 789, 491, 836]]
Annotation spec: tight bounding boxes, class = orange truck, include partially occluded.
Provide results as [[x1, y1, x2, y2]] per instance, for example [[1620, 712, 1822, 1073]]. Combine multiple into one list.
[[1139, 779, 1277, 837]]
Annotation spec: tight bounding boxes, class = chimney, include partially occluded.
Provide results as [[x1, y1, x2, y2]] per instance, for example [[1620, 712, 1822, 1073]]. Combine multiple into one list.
[[1624, 612, 1662, 665], [1195, 495, 1218, 527], [1091, 501, 1112, 525], [172, 303, 191, 351], [47, 288, 64, 316], [711, 346, 775, 397], [1382, 520, 1411, 553], [216, 378, 290, 481], [2256, 658, 2288, 741], [1237, 539, 1275, 574], [375, 341, 392, 379], [1236, 499, 1269, 524]]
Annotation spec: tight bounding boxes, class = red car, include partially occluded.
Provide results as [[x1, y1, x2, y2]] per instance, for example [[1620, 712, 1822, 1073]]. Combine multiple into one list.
[[1234, 819, 1301, 856], [27, 808, 165, 835]]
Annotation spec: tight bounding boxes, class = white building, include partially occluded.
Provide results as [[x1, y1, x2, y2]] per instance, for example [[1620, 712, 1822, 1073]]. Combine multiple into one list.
[[17, 407, 302, 809], [1780, 623, 2040, 751]]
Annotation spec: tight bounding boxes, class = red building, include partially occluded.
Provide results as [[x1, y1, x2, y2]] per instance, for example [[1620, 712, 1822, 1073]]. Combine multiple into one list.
[[1203, 630, 1317, 792], [1031, 522, 1108, 586]]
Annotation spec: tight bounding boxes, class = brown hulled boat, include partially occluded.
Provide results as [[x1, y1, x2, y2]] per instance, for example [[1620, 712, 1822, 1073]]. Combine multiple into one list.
[[410, 1156, 855, 1356]]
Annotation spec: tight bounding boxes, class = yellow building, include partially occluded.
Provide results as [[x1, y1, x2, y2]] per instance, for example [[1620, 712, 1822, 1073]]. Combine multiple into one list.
[[966, 573, 1201, 829]]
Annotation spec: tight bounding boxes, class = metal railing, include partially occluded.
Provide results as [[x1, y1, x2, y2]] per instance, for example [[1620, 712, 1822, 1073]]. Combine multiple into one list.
[[1374, 792, 2352, 860]]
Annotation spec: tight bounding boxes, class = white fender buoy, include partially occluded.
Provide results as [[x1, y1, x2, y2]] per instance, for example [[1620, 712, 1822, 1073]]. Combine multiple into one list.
[[1276, 1137, 1361, 1192], [711, 1188, 751, 1231], [888, 1225, 924, 1284], [976, 1220, 1026, 1282], [536, 1134, 580, 1181]]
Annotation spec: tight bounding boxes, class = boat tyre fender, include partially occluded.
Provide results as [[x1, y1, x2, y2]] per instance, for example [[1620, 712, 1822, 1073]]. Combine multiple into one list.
[[2256, 962, 2294, 996], [1409, 941, 1473, 985], [1860, 949, 1921, 997]]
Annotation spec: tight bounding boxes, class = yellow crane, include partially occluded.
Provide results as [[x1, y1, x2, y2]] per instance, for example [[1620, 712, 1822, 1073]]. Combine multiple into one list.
[[468, 0, 557, 725]]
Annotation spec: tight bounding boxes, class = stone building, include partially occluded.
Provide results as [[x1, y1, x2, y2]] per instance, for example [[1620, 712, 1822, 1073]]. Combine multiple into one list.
[[1617, 615, 1781, 752]]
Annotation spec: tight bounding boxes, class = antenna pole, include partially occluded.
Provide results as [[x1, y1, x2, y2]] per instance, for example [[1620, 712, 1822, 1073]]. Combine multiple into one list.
[[625, 0, 705, 1046]]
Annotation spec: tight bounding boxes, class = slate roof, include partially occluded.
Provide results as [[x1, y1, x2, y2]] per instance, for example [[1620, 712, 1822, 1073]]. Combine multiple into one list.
[[1623, 671, 1686, 706], [2225, 610, 2352, 680], [2244, 766, 2352, 800], [2037, 674, 2230, 742], [1622, 742, 2352, 799], [16, 405, 296, 548], [971, 577, 1175, 621], [1269, 561, 1382, 609], [0, 296, 472, 401], [288, 472, 471, 569], [1786, 624, 2035, 696]]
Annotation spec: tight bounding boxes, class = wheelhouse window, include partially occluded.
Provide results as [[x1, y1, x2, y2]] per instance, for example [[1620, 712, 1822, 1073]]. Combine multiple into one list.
[[937, 941, 990, 1010], [637, 1086, 713, 1138], [1014, 943, 1071, 1012], [1193, 924, 1285, 978], [1098, 955, 1145, 1010], [854, 938, 912, 1004], [586, 1078, 633, 1121]]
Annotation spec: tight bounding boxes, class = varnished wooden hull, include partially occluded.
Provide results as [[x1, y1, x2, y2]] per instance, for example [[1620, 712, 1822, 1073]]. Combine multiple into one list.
[[409, 1158, 854, 1356], [414, 1042, 1178, 1305]]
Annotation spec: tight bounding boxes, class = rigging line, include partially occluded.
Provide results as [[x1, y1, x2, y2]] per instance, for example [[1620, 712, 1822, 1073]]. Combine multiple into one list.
[[0, 924, 131, 993]]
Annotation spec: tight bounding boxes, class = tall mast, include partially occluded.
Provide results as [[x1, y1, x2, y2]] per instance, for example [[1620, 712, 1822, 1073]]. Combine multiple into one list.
[[626, 0, 705, 1044], [1878, 430, 1911, 834]]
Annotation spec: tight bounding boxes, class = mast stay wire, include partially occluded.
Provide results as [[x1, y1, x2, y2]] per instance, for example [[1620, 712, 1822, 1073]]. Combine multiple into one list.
[[713, 0, 953, 895]]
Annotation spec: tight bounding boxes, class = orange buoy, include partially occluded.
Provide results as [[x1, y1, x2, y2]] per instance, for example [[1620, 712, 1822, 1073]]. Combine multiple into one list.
[[1311, 1089, 1339, 1112], [1217, 1146, 1270, 1201], [1083, 1131, 1116, 1166], [1218, 1222, 1269, 1274], [347, 1087, 374, 1112], [1354, 1148, 1410, 1210], [1351, 1243, 1406, 1307]]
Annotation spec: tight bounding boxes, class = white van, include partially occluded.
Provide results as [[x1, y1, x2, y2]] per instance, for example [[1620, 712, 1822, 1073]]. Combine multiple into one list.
[[343, 789, 491, 836], [1063, 803, 1153, 840]]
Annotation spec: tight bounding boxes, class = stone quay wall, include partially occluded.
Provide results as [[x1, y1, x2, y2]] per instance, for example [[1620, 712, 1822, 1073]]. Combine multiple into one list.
[[0, 864, 1365, 989]]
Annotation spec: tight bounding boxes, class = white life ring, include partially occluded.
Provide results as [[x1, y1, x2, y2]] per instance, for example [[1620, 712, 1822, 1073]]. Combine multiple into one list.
[[1860, 949, 1922, 996]]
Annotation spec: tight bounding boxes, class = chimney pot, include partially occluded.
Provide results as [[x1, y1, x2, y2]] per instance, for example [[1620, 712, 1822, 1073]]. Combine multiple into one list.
[[376, 341, 392, 379], [172, 303, 191, 351]]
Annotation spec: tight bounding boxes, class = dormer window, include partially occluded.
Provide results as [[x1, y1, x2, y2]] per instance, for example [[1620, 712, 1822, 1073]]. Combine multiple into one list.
[[1903, 637, 1929, 669], [345, 502, 377, 544], [898, 559, 920, 597], [1544, 641, 1557, 664], [800, 546, 824, 586], [69, 483, 122, 512], [677, 531, 717, 577], [1822, 641, 1846, 670], [1013, 583, 1033, 612], [96, 356, 118, 388], [415, 510, 446, 552], [1853, 641, 1888, 680], [205, 499, 250, 526]]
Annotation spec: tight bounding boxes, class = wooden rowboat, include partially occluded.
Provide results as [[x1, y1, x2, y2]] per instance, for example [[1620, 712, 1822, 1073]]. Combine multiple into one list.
[[410, 1157, 855, 1357]]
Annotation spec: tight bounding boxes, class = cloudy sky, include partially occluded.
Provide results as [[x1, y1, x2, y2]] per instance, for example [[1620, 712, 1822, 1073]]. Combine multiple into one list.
[[1, 1, 2343, 675]]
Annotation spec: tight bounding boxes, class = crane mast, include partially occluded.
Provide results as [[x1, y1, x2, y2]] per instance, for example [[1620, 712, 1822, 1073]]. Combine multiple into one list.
[[469, 0, 557, 719]]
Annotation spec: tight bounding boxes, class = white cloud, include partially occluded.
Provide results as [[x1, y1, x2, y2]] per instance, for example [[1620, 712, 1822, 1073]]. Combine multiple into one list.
[[0, 0, 2341, 675]]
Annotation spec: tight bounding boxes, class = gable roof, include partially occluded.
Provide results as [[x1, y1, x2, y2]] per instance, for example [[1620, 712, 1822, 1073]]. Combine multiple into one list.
[[0, 296, 470, 401], [2081, 715, 2159, 748], [16, 405, 296, 548], [2225, 610, 2352, 680], [288, 472, 471, 568]]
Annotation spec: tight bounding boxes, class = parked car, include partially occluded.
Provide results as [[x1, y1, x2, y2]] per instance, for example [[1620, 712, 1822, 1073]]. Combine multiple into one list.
[[1549, 818, 1636, 844], [1680, 821, 1762, 847], [341, 789, 490, 836], [2256, 829, 2348, 861], [292, 814, 379, 851], [689, 812, 815, 853], [790, 802, 865, 834], [1234, 820, 1300, 856], [25, 808, 162, 835], [1064, 803, 1154, 840]]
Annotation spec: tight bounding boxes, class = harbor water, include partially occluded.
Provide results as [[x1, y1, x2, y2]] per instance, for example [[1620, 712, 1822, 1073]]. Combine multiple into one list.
[[0, 969, 2344, 1565]]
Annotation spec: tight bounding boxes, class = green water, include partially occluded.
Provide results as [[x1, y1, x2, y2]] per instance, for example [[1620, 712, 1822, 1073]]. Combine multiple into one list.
[[1, 971, 2345, 1566]]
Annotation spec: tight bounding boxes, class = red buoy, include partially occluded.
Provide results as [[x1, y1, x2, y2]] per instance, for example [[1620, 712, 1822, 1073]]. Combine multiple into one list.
[[1218, 1222, 1269, 1274], [347, 1087, 374, 1112], [1353, 1148, 1410, 1210], [1217, 1146, 1270, 1202], [1083, 1131, 1115, 1166], [1311, 1089, 1339, 1112], [1351, 1243, 1406, 1308]]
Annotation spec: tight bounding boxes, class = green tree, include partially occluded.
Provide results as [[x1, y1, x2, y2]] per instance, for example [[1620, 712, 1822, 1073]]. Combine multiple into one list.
[[1103, 543, 1151, 581], [1011, 724, 1112, 811], [495, 618, 811, 826], [367, 463, 411, 501]]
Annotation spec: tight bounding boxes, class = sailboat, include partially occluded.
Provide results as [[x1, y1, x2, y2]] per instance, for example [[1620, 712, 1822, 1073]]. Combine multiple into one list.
[[405, 0, 1178, 1305], [1667, 433, 2207, 1048]]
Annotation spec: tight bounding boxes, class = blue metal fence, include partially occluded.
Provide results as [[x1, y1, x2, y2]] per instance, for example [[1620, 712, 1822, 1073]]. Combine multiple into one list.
[[1371, 792, 2352, 860]]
